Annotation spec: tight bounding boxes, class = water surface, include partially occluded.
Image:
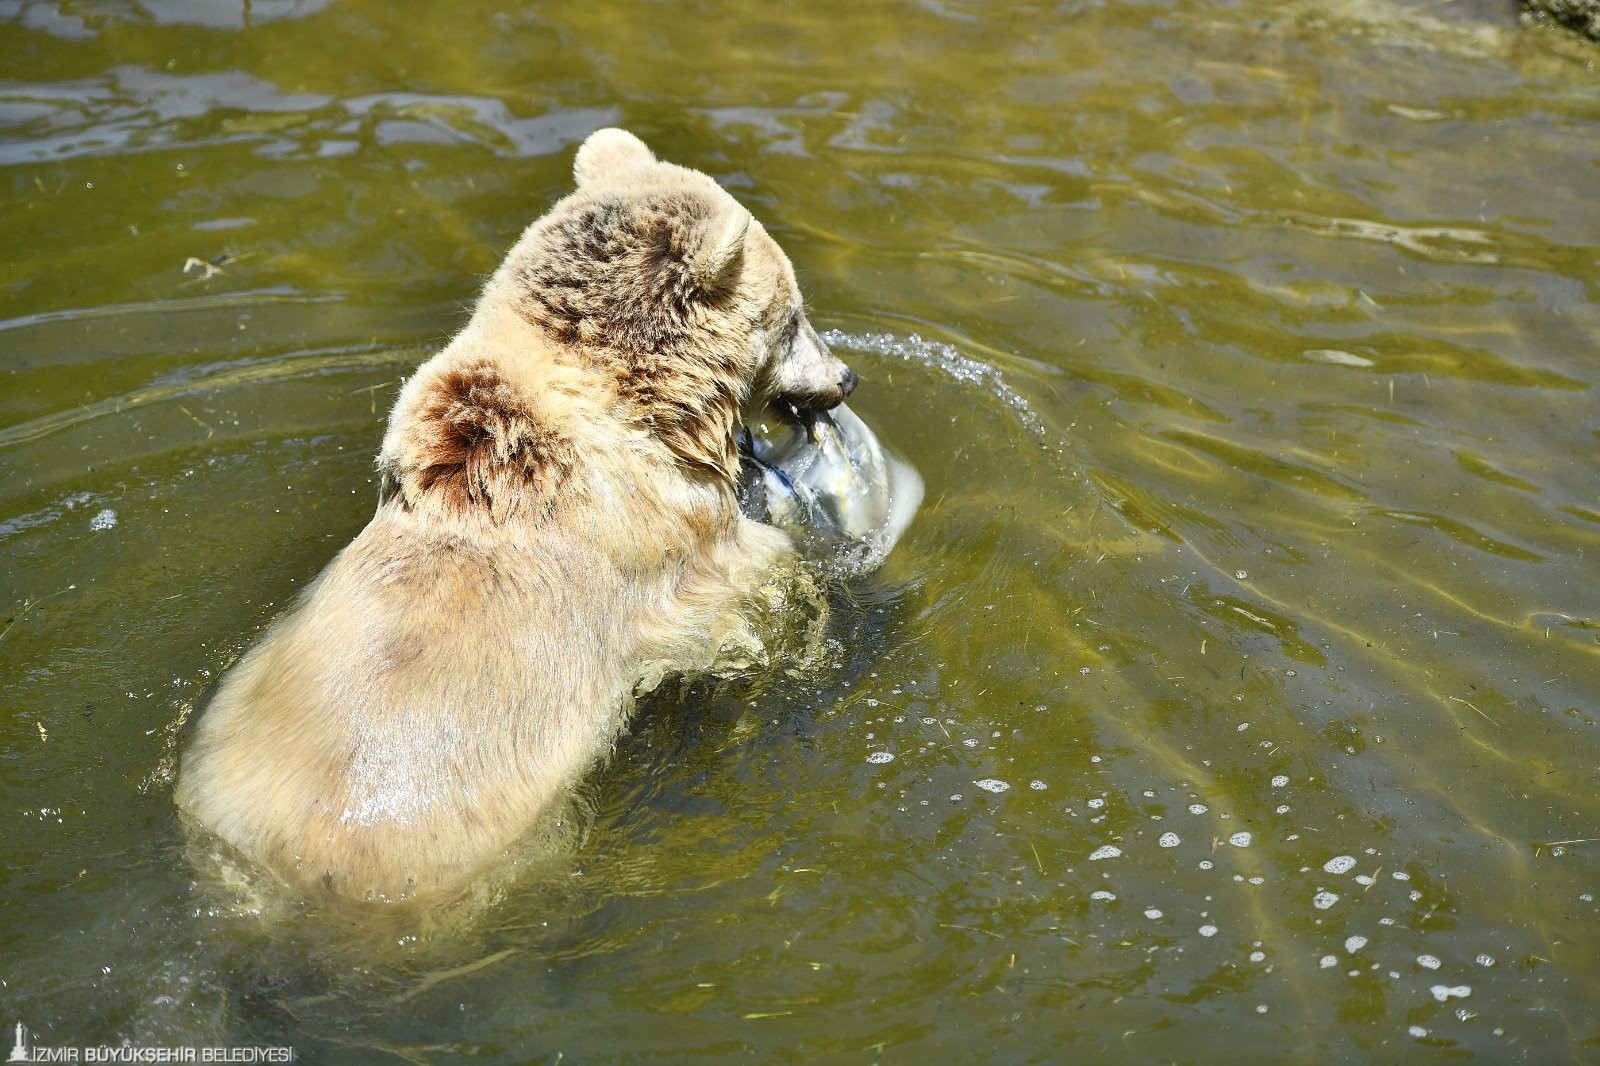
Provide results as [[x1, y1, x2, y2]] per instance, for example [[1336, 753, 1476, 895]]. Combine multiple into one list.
[[4, 0, 1600, 1060]]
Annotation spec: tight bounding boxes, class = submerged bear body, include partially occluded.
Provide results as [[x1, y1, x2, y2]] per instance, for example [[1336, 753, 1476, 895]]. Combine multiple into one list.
[[176, 129, 857, 902]]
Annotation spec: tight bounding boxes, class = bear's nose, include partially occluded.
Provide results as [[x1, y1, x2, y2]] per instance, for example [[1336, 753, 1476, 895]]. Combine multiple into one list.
[[840, 367, 859, 398]]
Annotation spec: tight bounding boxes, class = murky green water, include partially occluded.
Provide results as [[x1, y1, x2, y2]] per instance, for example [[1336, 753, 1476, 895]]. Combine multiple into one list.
[[4, 0, 1600, 1060]]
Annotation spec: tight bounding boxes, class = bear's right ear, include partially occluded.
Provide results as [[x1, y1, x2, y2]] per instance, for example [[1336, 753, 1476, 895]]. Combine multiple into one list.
[[574, 128, 656, 187]]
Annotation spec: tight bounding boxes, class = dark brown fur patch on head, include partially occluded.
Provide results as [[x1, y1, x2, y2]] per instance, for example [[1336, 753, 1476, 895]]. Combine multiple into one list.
[[513, 191, 750, 480], [403, 361, 575, 521]]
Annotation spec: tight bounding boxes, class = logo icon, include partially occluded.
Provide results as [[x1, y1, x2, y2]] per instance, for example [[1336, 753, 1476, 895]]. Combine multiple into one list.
[[6, 1023, 27, 1063]]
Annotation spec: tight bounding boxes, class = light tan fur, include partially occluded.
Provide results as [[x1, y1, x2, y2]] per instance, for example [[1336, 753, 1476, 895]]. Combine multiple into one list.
[[175, 129, 856, 903]]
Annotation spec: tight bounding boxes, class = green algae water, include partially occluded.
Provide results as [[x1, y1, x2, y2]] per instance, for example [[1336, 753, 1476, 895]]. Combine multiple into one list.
[[4, 0, 1600, 1060]]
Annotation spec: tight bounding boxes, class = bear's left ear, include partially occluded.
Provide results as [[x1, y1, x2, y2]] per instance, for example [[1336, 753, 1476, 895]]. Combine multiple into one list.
[[574, 128, 656, 187], [688, 208, 750, 293]]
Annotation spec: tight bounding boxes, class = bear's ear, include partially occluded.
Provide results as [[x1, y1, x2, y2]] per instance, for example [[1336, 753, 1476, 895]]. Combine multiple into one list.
[[574, 128, 656, 187], [687, 208, 750, 293]]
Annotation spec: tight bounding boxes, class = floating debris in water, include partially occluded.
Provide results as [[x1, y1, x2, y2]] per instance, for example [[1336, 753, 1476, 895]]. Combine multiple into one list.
[[1089, 845, 1122, 860], [974, 779, 1009, 793], [90, 509, 117, 531], [1159, 832, 1181, 848], [866, 752, 894, 764], [1324, 855, 1357, 874]]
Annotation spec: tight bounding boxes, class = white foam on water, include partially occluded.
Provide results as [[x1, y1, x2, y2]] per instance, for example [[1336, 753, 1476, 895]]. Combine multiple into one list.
[[1312, 891, 1340, 910], [1320, 955, 1338, 968], [1159, 832, 1180, 848], [1430, 985, 1471, 1002], [1408, 1026, 1428, 1038], [1188, 803, 1208, 814], [1476, 954, 1495, 967], [1091, 890, 1116, 901], [1417, 954, 1441, 970], [866, 752, 895, 764], [824, 329, 1056, 448], [1089, 845, 1122, 860], [1324, 855, 1357, 874], [1345, 935, 1368, 952], [1228, 832, 1253, 847], [1028, 780, 1047, 790], [1198, 925, 1218, 938], [1144, 908, 1163, 920], [90, 508, 118, 531], [974, 779, 1010, 793]]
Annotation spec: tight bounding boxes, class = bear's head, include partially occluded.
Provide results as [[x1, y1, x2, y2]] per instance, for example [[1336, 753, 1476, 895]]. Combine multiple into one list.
[[512, 128, 857, 481]]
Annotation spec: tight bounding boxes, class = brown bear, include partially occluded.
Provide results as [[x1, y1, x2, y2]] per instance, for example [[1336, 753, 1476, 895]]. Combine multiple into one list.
[[175, 128, 857, 903]]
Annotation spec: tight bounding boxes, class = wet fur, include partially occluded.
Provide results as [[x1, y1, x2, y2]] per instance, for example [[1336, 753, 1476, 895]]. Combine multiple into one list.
[[176, 129, 854, 903]]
